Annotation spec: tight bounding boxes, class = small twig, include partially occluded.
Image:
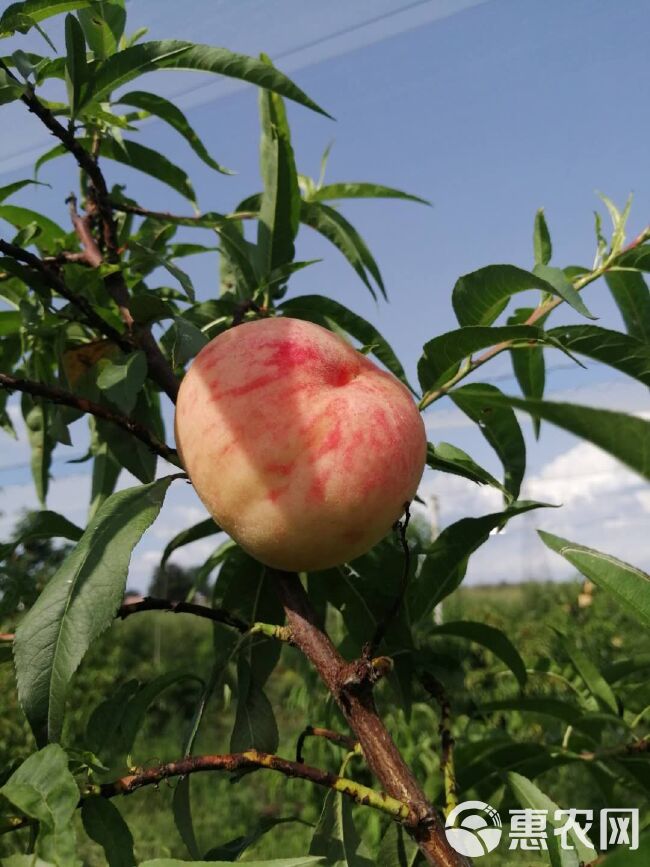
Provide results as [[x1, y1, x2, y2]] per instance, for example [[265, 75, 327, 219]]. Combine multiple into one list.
[[66, 194, 103, 267], [0, 373, 179, 465], [0, 750, 416, 837], [117, 596, 249, 633], [296, 725, 359, 763], [420, 673, 458, 815], [368, 503, 412, 655], [0, 633, 15, 642], [109, 199, 252, 225]]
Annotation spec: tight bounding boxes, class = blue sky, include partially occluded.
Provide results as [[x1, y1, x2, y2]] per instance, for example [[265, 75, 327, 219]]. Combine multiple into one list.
[[1, 0, 648, 589]]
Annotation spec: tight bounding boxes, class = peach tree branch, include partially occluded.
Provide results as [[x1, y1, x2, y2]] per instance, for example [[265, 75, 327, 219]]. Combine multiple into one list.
[[0, 372, 179, 465], [272, 569, 471, 867], [419, 224, 650, 409], [0, 749, 416, 837]]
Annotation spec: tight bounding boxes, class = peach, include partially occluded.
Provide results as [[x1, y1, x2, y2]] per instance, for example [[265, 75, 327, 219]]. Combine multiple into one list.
[[174, 316, 427, 572]]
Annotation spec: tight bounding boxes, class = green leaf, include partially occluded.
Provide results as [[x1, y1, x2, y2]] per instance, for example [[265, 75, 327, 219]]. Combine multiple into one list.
[[64, 13, 87, 116], [553, 628, 618, 714], [547, 324, 650, 386], [0, 744, 79, 866], [0, 205, 66, 252], [533, 208, 552, 266], [96, 416, 155, 483], [117, 90, 232, 174], [449, 383, 526, 500], [0, 509, 82, 562], [89, 671, 200, 765], [279, 295, 411, 389], [0, 309, 21, 336], [605, 271, 650, 342], [258, 58, 300, 275], [508, 771, 596, 866], [0, 1, 91, 35], [162, 317, 208, 367], [230, 657, 279, 754], [0, 179, 47, 203], [160, 517, 220, 569], [129, 240, 195, 301], [310, 182, 429, 205], [539, 531, 650, 630], [172, 776, 200, 861], [87, 41, 331, 117], [0, 67, 25, 104], [300, 200, 385, 300], [598, 832, 650, 865], [376, 822, 419, 867], [533, 263, 596, 320], [409, 501, 550, 620], [88, 416, 121, 518], [418, 324, 562, 393], [453, 386, 650, 481], [81, 797, 136, 867], [96, 350, 147, 413], [452, 264, 594, 327], [37, 138, 196, 203], [433, 620, 527, 689], [426, 441, 507, 496], [77, 1, 126, 61], [204, 817, 310, 862], [14, 476, 176, 745], [21, 394, 52, 505], [309, 787, 373, 867]]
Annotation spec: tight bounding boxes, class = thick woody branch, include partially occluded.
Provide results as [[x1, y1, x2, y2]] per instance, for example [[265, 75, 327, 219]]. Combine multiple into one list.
[[272, 570, 470, 867], [0, 372, 178, 465], [117, 596, 249, 633], [0, 749, 416, 837]]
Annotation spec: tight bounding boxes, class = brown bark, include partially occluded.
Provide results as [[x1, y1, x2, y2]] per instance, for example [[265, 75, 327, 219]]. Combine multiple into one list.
[[273, 570, 471, 867]]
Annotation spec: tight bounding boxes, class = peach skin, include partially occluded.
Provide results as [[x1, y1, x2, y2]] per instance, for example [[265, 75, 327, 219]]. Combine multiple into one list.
[[174, 316, 427, 572]]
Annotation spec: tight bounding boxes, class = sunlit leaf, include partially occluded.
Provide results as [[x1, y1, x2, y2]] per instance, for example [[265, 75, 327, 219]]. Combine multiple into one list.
[[452, 264, 594, 327], [118, 90, 232, 174], [300, 200, 385, 300], [539, 531, 650, 630], [604, 270, 650, 343], [547, 324, 650, 386], [533, 208, 552, 266], [0, 744, 79, 865], [86, 41, 331, 116], [452, 386, 650, 481], [449, 383, 526, 500], [433, 620, 527, 689], [14, 476, 177, 744], [409, 501, 550, 620], [309, 182, 429, 205]]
